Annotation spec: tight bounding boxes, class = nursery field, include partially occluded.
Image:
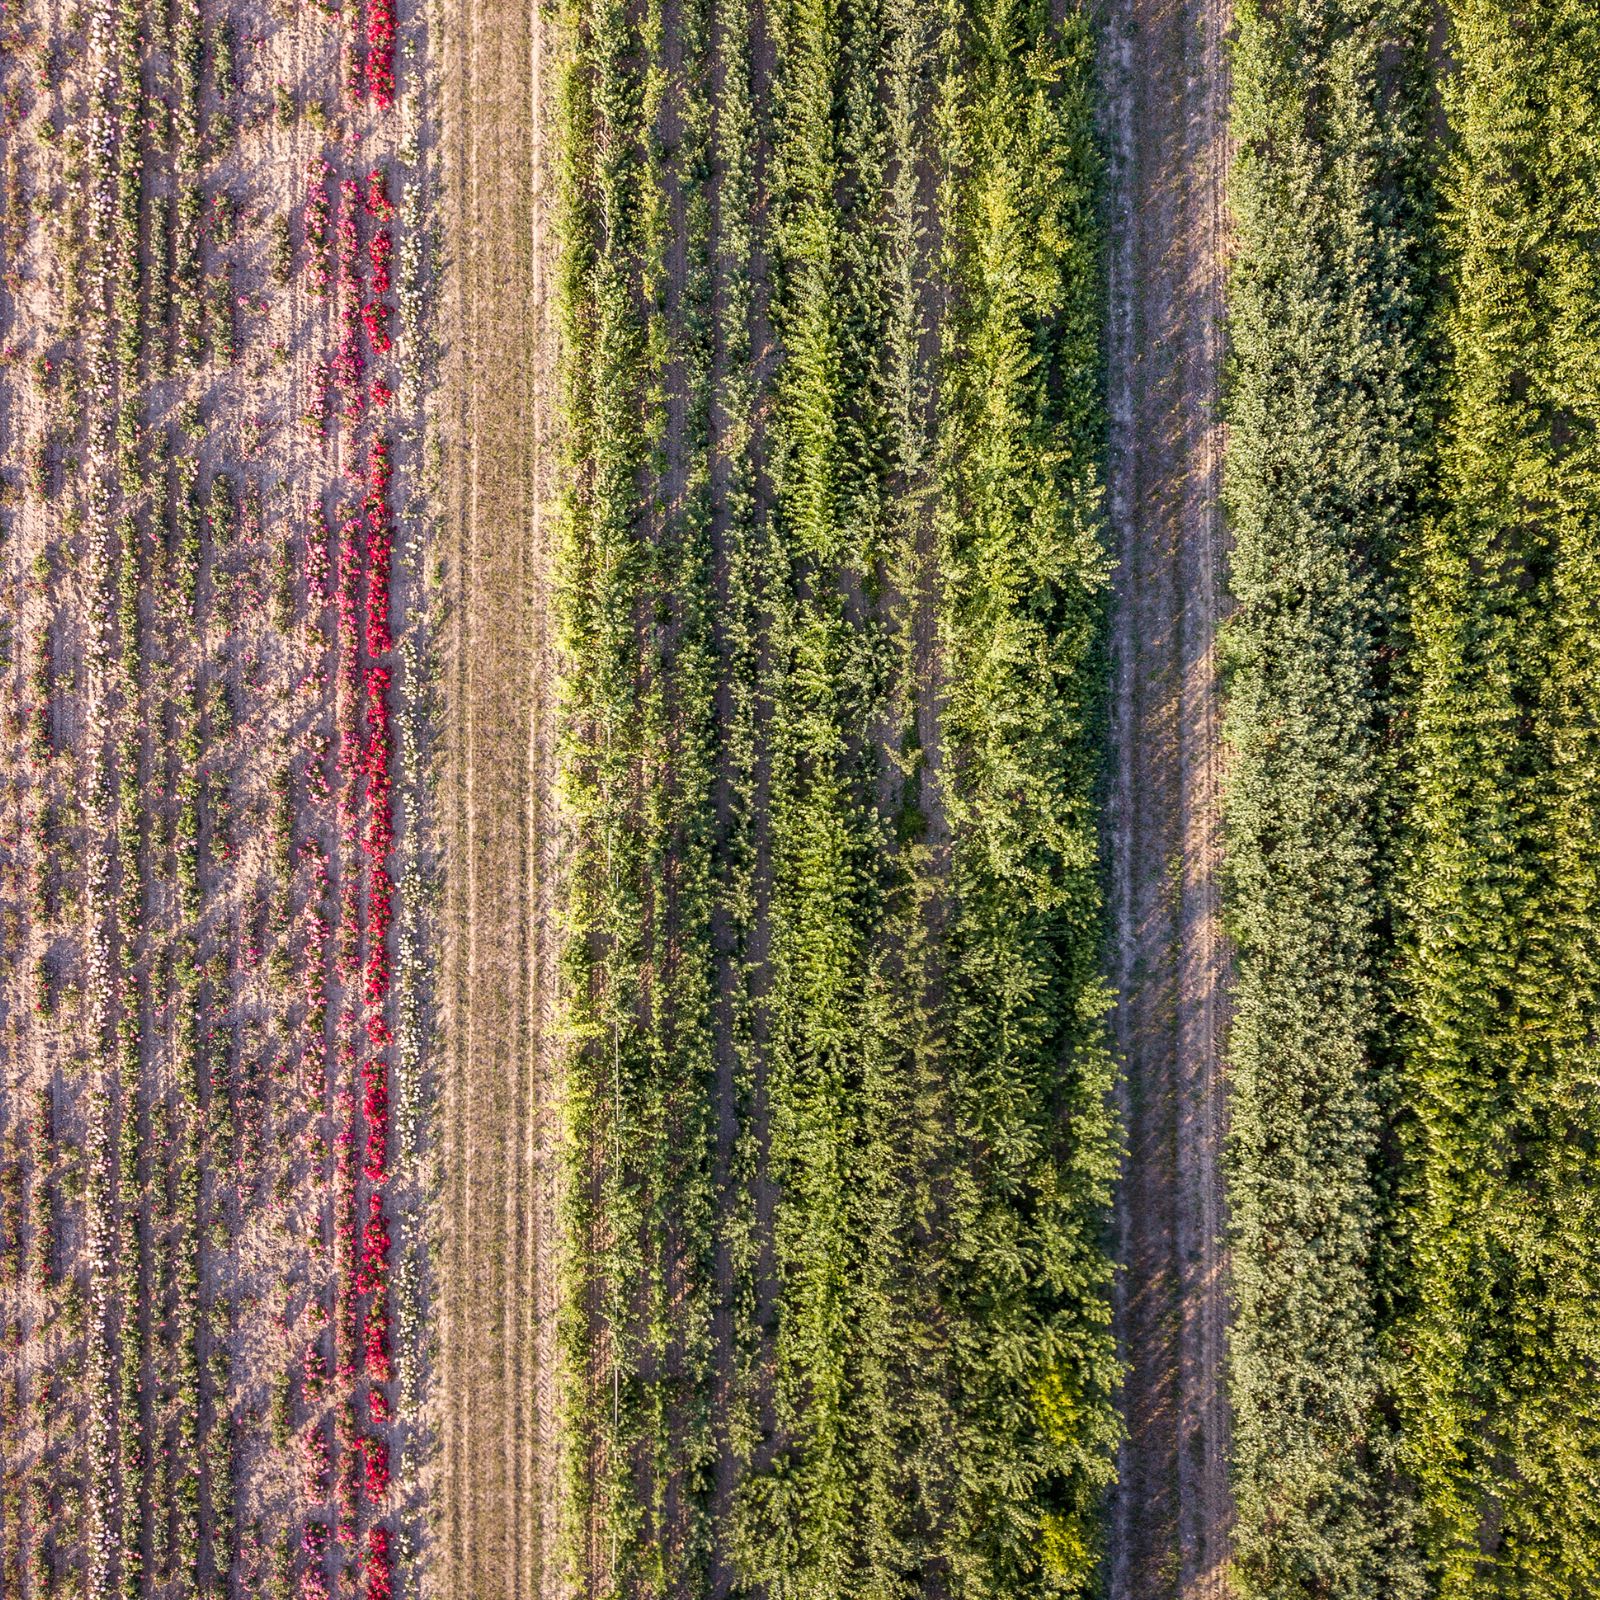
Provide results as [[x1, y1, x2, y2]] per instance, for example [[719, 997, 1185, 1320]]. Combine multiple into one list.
[[4, 0, 1599, 1592], [549, 0, 1120, 1588], [0, 0, 440, 1591], [1222, 0, 1600, 1594]]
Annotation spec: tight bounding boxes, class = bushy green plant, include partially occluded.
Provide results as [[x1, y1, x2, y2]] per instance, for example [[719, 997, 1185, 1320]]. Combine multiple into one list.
[[1396, 0, 1600, 1587], [1221, 0, 1435, 1591]]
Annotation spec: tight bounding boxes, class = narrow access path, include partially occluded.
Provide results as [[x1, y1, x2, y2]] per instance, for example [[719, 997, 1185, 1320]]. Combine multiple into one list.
[[1100, 0, 1234, 1590], [437, 0, 563, 1594]]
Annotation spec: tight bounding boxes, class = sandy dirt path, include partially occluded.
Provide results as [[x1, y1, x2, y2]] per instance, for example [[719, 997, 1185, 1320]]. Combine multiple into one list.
[[1099, 0, 1233, 1591], [437, 0, 563, 1594]]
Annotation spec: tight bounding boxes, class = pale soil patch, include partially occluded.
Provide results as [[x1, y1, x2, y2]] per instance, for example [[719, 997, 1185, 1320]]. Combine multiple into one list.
[[0, 0, 438, 1584], [433, 0, 563, 1594]]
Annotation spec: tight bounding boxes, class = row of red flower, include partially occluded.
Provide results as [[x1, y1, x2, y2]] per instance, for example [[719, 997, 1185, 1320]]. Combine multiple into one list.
[[296, 35, 403, 1586], [304, 164, 395, 431], [298, 442, 396, 1600], [342, 0, 397, 111]]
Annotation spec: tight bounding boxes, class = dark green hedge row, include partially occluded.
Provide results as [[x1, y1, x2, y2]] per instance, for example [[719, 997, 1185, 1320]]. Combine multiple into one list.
[[1222, 0, 1432, 1591]]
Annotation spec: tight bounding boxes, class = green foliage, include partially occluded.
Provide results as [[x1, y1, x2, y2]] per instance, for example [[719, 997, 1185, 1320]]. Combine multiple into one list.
[[748, 0, 902, 1583], [1227, 0, 1600, 1591], [1221, 0, 1434, 1592], [556, 0, 1118, 1590], [933, 3, 1120, 1590], [555, 0, 722, 1581], [1395, 0, 1600, 1589]]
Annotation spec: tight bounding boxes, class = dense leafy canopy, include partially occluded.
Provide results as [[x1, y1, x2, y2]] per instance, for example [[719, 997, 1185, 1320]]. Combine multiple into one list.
[[555, 0, 1119, 1589], [1226, 0, 1600, 1593]]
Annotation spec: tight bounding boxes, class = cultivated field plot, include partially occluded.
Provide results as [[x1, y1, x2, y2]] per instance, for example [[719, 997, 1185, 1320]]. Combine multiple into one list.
[[0, 0, 440, 1592], [5, 0, 1600, 1594]]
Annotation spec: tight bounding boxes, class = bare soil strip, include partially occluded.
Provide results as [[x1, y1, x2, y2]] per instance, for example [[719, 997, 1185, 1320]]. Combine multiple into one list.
[[437, 0, 562, 1593], [1100, 0, 1234, 1590]]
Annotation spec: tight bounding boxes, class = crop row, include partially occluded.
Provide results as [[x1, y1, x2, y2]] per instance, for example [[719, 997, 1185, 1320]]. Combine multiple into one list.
[[1395, 0, 1600, 1587], [929, 3, 1121, 1586], [554, 0, 1120, 1590], [1222, 0, 1600, 1591], [555, 0, 723, 1575], [1221, 0, 1432, 1589], [0, 0, 434, 1591]]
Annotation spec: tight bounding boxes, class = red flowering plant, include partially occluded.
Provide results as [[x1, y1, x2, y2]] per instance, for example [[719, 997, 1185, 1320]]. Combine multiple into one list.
[[365, 167, 394, 222], [366, 1525, 394, 1600], [305, 159, 333, 293], [362, 299, 391, 355], [369, 227, 393, 296], [365, 0, 396, 107], [303, 440, 402, 1579]]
